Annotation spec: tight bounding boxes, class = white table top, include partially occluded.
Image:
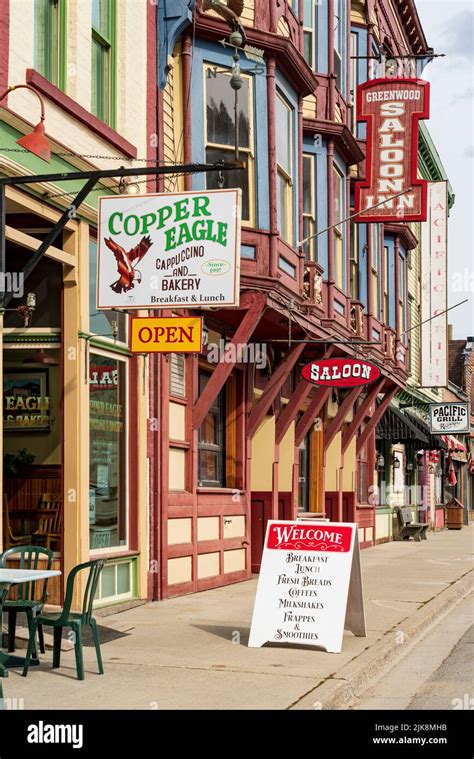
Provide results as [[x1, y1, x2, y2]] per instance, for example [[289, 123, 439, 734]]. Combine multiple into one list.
[[0, 568, 61, 585]]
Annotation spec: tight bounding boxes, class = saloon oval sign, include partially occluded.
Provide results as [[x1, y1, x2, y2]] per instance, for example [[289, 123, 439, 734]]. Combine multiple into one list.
[[301, 358, 381, 388]]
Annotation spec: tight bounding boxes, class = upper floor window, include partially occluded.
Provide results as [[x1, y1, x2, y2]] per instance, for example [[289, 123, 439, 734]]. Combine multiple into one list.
[[303, 1, 317, 70], [383, 245, 389, 323], [350, 31, 358, 132], [334, 0, 344, 91], [34, 0, 66, 88], [369, 41, 383, 81], [333, 164, 345, 289], [276, 91, 294, 245], [198, 371, 225, 488], [91, 0, 116, 125], [398, 252, 407, 338], [302, 153, 316, 260], [370, 224, 381, 319], [350, 216, 358, 300], [204, 66, 254, 225]]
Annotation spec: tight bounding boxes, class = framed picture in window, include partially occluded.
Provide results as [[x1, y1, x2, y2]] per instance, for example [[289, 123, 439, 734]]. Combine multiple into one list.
[[3, 370, 51, 432]]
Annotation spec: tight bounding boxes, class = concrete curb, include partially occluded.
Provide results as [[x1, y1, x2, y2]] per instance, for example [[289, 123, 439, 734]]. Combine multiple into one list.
[[290, 568, 474, 710]]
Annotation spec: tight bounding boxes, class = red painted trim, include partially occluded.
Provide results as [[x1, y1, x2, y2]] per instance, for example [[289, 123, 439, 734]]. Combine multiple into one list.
[[0, 0, 9, 96], [247, 343, 305, 439], [192, 293, 266, 429], [354, 78, 429, 223], [295, 386, 331, 448], [341, 377, 385, 453], [25, 69, 137, 158], [356, 385, 398, 453], [324, 386, 364, 451]]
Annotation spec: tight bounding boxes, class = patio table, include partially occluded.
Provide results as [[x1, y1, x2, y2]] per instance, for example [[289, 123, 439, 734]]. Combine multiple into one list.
[[0, 568, 61, 678]]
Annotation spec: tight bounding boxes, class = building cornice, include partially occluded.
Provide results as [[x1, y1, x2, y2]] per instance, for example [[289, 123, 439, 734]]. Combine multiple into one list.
[[303, 119, 365, 165]]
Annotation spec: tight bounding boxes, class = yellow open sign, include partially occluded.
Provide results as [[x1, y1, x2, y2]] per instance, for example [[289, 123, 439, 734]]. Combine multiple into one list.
[[130, 317, 203, 353]]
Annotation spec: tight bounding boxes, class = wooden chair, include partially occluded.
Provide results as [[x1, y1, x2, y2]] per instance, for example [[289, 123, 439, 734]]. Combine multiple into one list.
[[394, 507, 429, 542], [2, 496, 32, 548], [32, 493, 62, 551]]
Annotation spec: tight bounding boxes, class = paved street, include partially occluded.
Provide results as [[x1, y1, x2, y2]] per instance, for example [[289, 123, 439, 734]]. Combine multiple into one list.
[[1, 526, 472, 711]]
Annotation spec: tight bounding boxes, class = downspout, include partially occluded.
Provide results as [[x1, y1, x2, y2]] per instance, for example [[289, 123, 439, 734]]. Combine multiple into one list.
[[182, 33, 193, 191]]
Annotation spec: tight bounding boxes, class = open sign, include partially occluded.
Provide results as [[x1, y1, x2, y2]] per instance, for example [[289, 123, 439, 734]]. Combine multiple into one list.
[[301, 358, 381, 388]]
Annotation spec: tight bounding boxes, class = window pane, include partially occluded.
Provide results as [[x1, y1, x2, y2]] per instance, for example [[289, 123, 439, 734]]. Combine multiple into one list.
[[92, 0, 109, 36], [206, 71, 250, 149], [206, 146, 250, 221], [303, 0, 313, 26], [303, 156, 313, 214], [198, 371, 225, 487], [89, 355, 127, 550], [304, 32, 313, 67], [333, 166, 343, 226], [89, 240, 127, 341], [276, 94, 291, 175], [277, 171, 289, 242]]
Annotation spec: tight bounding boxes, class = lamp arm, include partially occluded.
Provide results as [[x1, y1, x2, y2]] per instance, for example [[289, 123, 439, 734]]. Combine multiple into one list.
[[0, 84, 46, 121]]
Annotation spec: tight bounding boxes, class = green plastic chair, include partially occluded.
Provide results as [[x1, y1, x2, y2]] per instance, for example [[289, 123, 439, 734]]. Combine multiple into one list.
[[0, 545, 54, 657], [22, 559, 105, 681]]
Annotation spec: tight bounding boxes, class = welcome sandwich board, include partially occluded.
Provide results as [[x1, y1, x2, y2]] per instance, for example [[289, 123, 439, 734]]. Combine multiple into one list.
[[248, 520, 366, 653]]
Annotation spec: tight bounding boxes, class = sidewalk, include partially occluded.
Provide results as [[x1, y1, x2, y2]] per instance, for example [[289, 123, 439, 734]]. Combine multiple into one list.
[[2, 527, 473, 710]]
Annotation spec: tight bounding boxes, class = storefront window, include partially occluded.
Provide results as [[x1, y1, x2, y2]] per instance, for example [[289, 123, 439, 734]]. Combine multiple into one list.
[[198, 371, 225, 487], [89, 353, 127, 550]]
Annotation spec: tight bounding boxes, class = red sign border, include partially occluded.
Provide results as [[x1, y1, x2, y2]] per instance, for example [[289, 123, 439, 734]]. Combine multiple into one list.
[[354, 77, 430, 223], [301, 357, 382, 388]]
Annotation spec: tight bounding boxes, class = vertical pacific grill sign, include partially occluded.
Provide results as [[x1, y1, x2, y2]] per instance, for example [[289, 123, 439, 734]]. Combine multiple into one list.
[[421, 182, 448, 387], [97, 189, 241, 309], [301, 358, 381, 388], [354, 78, 430, 222]]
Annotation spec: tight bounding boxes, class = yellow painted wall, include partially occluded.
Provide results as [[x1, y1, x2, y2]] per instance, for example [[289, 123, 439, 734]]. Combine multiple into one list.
[[251, 416, 275, 490], [342, 437, 357, 491], [278, 423, 295, 491], [325, 431, 341, 491]]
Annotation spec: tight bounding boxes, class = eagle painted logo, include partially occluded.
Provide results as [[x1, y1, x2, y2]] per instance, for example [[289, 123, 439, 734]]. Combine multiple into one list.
[[104, 235, 153, 294]]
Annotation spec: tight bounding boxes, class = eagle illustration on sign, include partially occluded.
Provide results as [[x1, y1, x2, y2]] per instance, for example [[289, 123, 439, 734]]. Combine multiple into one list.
[[104, 235, 153, 294]]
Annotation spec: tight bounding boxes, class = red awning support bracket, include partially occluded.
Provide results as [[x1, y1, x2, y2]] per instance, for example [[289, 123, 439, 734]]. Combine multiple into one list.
[[247, 343, 305, 440], [295, 386, 332, 448], [341, 377, 386, 454], [356, 384, 398, 454], [324, 386, 364, 452], [192, 291, 266, 430], [275, 345, 336, 445]]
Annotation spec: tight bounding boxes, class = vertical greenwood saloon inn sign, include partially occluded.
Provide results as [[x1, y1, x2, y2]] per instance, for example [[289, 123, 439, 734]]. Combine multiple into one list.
[[354, 78, 430, 223], [97, 189, 241, 309]]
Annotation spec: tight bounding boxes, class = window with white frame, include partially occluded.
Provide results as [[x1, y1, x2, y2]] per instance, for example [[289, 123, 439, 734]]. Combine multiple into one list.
[[333, 164, 345, 289], [276, 91, 294, 245], [204, 66, 255, 224], [370, 224, 381, 319], [302, 153, 316, 260], [334, 0, 344, 91], [350, 31, 358, 132], [303, 1, 316, 70]]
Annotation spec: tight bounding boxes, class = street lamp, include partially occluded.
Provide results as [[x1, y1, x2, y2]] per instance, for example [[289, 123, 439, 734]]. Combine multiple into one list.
[[0, 84, 51, 162]]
